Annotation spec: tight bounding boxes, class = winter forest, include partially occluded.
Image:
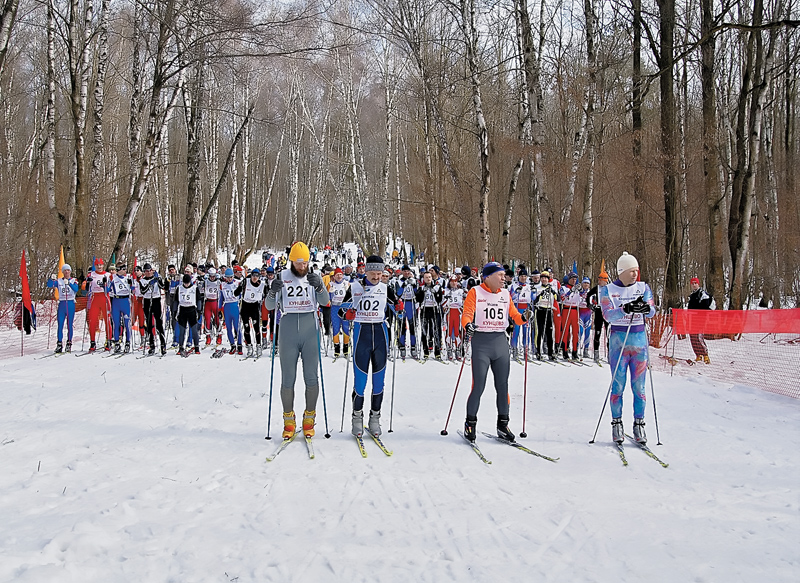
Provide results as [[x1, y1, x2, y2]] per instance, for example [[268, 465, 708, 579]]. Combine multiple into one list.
[[0, 0, 798, 310]]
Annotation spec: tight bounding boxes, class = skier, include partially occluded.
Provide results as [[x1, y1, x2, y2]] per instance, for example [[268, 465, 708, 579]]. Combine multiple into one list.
[[396, 265, 419, 359], [241, 268, 266, 358], [108, 263, 133, 353], [264, 241, 330, 439], [327, 267, 351, 358], [176, 273, 201, 355], [585, 270, 610, 362], [47, 264, 79, 353], [131, 265, 146, 348], [416, 271, 444, 360], [599, 252, 656, 444], [220, 268, 243, 355], [577, 277, 593, 359], [442, 275, 465, 360], [85, 257, 113, 351], [138, 263, 168, 355], [558, 272, 582, 360], [203, 267, 223, 346], [461, 262, 531, 442], [510, 267, 534, 360], [338, 255, 403, 437], [688, 276, 713, 363], [533, 271, 556, 361]]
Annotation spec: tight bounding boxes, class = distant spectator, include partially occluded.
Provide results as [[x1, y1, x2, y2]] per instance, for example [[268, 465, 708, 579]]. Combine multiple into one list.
[[688, 277, 712, 364]]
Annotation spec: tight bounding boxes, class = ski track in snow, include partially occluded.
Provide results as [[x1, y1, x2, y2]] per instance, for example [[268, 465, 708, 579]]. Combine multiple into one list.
[[0, 340, 798, 583]]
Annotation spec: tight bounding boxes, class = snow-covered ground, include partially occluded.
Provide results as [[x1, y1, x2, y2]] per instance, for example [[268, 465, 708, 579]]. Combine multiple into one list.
[[1, 337, 798, 582]]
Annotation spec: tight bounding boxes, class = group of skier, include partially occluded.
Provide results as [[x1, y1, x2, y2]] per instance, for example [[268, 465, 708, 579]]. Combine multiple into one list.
[[46, 243, 664, 447]]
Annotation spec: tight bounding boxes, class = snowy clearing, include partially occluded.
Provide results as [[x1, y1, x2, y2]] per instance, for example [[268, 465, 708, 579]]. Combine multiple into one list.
[[1, 343, 798, 582]]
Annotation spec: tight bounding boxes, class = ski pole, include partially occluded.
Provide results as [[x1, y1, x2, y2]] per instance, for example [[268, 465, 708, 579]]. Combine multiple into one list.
[[644, 325, 663, 445], [265, 323, 277, 440], [520, 329, 529, 438], [589, 316, 634, 443], [388, 311, 402, 433], [316, 312, 332, 438], [339, 318, 354, 432], [440, 335, 470, 436]]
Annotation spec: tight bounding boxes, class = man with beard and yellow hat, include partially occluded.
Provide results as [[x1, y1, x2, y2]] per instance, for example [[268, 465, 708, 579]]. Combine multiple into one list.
[[265, 242, 330, 439]]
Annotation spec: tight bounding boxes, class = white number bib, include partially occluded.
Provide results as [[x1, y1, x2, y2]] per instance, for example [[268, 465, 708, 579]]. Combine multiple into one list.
[[352, 282, 387, 324], [474, 286, 511, 332], [281, 269, 314, 313], [445, 288, 464, 309], [178, 284, 197, 307], [244, 279, 265, 303], [329, 280, 349, 305]]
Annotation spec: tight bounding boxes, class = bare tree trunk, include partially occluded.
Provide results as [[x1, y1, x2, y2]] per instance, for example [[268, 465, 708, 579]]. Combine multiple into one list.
[[0, 0, 19, 78], [657, 0, 681, 309], [460, 0, 490, 263], [89, 0, 109, 248], [701, 0, 725, 308], [69, 0, 94, 268], [44, 0, 68, 252], [761, 75, 781, 308], [581, 0, 597, 279], [632, 0, 646, 280]]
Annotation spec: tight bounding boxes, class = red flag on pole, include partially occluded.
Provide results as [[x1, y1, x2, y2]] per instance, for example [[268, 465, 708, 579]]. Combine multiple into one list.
[[20, 250, 33, 313]]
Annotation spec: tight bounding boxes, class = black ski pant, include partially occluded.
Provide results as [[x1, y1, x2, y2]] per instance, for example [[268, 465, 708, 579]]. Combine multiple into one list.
[[177, 305, 200, 348], [143, 298, 166, 349], [241, 301, 261, 345], [535, 308, 554, 357], [420, 307, 441, 355]]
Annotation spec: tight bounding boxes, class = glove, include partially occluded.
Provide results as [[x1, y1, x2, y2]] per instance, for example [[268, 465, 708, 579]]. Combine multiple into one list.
[[522, 308, 534, 323], [268, 277, 283, 295], [307, 272, 324, 293], [631, 297, 651, 314], [395, 300, 404, 313], [464, 322, 476, 340], [345, 309, 356, 321], [405, 277, 416, 287], [51, 274, 57, 281]]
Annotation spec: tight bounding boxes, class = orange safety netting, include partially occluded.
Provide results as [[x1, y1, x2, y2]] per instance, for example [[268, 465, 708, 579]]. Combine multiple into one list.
[[672, 308, 800, 335]]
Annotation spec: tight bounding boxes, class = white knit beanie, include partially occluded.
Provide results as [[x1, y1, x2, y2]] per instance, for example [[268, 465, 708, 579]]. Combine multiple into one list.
[[617, 252, 639, 273]]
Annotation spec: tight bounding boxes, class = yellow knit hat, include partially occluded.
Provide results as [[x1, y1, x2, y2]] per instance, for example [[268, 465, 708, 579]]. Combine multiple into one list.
[[288, 242, 310, 262]]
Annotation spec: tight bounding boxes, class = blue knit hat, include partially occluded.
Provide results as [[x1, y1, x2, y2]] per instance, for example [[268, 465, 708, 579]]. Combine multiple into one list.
[[224, 268, 234, 277], [481, 262, 504, 279]]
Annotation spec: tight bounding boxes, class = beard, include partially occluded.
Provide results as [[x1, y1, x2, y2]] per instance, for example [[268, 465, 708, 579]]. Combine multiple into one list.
[[291, 262, 308, 278]]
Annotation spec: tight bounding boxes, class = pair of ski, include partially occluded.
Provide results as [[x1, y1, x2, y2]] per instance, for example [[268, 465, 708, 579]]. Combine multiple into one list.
[[614, 435, 669, 468], [458, 431, 560, 465], [513, 356, 542, 366], [37, 351, 71, 360], [354, 429, 393, 458], [265, 433, 315, 461]]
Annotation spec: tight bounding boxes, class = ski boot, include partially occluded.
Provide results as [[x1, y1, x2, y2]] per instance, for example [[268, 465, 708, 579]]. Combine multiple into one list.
[[497, 415, 515, 442], [593, 351, 600, 363], [572, 350, 579, 361], [611, 418, 624, 444], [124, 342, 130, 354], [89, 341, 97, 353], [282, 411, 296, 439], [410, 346, 418, 360], [65, 341, 72, 353], [696, 355, 704, 362], [193, 346, 201, 354], [206, 335, 212, 346], [343, 343, 350, 357], [302, 410, 316, 437], [55, 341, 63, 354], [334, 344, 341, 358], [256, 344, 262, 358], [237, 344, 243, 356], [104, 341, 111, 352], [464, 415, 477, 442], [351, 410, 364, 437], [177, 346, 185, 357], [368, 409, 381, 436], [703, 355, 711, 364], [399, 347, 406, 360], [160, 344, 167, 356], [246, 344, 254, 358], [217, 335, 223, 345], [548, 353, 556, 361], [562, 348, 569, 361], [229, 344, 237, 355], [114, 342, 122, 354], [633, 418, 647, 444], [583, 348, 589, 359], [147, 345, 155, 355], [434, 349, 442, 361]]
